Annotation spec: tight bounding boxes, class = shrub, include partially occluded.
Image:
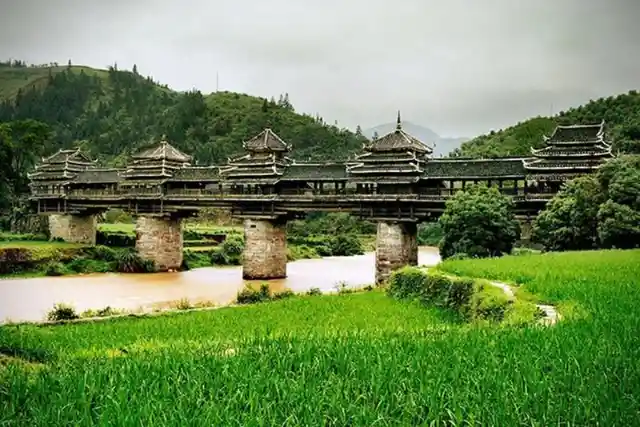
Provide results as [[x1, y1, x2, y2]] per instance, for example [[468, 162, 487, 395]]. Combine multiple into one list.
[[445, 278, 474, 310], [388, 267, 510, 322], [44, 261, 66, 277], [417, 223, 444, 246], [307, 287, 322, 296], [86, 245, 119, 262], [0, 247, 35, 274], [329, 234, 364, 256], [114, 249, 155, 273], [175, 298, 193, 310], [387, 266, 428, 299], [47, 303, 79, 321], [468, 282, 511, 321], [420, 273, 453, 306], [236, 283, 272, 304], [96, 230, 135, 247], [272, 289, 295, 300], [287, 244, 319, 261]]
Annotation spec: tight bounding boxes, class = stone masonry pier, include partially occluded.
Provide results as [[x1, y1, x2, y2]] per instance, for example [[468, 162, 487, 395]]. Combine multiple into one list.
[[242, 218, 287, 280], [135, 216, 183, 271], [375, 222, 418, 286], [48, 214, 97, 245]]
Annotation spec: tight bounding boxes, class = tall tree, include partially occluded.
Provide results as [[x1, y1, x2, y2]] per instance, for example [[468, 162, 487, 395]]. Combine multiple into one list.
[[439, 185, 520, 259]]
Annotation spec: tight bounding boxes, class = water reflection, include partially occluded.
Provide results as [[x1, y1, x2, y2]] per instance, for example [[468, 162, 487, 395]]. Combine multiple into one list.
[[0, 247, 440, 323]]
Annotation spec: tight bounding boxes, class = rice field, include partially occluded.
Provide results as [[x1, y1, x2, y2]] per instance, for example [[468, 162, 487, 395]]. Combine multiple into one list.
[[1, 249, 639, 425]]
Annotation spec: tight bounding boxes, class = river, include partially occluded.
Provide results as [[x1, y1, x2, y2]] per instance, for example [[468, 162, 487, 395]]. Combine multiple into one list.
[[0, 247, 441, 323]]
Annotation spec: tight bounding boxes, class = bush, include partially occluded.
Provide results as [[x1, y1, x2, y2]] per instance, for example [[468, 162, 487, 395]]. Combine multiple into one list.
[[287, 244, 319, 261], [387, 266, 428, 300], [329, 234, 364, 256], [417, 223, 443, 246], [96, 230, 135, 247], [0, 247, 35, 274], [114, 249, 155, 273], [44, 261, 66, 276], [47, 303, 79, 321], [307, 287, 322, 296], [420, 273, 454, 307], [272, 289, 295, 300], [468, 282, 510, 321], [236, 283, 272, 304], [388, 267, 510, 322], [102, 209, 133, 224]]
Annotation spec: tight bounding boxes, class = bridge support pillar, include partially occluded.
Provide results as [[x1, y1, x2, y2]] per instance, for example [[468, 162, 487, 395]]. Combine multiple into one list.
[[135, 216, 183, 271], [520, 220, 533, 241], [375, 222, 418, 286], [242, 218, 287, 280], [48, 214, 97, 245]]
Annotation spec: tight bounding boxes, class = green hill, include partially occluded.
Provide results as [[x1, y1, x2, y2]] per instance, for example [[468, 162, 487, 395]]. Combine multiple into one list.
[[0, 61, 366, 165], [454, 90, 640, 158]]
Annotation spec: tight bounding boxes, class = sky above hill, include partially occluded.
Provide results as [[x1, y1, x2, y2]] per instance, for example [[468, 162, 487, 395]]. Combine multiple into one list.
[[1, 0, 639, 137]]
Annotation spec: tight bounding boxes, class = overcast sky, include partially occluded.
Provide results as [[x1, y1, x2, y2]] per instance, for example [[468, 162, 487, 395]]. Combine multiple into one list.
[[1, 0, 639, 137]]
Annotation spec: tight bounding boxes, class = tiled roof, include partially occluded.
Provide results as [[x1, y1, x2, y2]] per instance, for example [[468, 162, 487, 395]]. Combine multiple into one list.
[[170, 167, 220, 182], [243, 128, 291, 152], [532, 144, 612, 157], [73, 169, 123, 183], [282, 163, 348, 180], [366, 113, 432, 154], [523, 159, 607, 171], [132, 137, 192, 163], [546, 122, 604, 143], [42, 149, 94, 164], [423, 158, 528, 179]]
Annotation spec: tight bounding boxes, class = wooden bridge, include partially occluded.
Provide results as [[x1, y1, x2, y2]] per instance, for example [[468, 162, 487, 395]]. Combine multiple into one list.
[[28, 116, 613, 284]]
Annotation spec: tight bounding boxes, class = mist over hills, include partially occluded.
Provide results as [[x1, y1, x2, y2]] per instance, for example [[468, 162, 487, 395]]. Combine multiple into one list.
[[362, 122, 468, 157]]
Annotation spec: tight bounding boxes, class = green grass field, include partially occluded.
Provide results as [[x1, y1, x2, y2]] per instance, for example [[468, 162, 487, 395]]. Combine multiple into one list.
[[1, 249, 639, 424]]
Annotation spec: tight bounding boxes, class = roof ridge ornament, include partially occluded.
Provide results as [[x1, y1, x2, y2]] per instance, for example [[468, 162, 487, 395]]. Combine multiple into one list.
[[396, 110, 402, 131]]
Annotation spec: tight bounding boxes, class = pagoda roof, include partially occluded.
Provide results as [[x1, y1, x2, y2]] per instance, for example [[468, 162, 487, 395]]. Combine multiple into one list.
[[523, 158, 610, 171], [365, 112, 433, 154], [41, 148, 94, 164], [132, 137, 192, 163], [544, 121, 605, 144], [243, 128, 291, 153], [531, 143, 612, 157]]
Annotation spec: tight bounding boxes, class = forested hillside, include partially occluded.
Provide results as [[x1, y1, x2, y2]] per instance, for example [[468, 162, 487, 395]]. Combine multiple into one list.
[[454, 90, 640, 158], [0, 61, 366, 166]]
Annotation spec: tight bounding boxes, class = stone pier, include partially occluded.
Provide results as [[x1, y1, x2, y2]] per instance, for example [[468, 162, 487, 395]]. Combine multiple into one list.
[[242, 218, 287, 280], [48, 214, 97, 245], [375, 221, 418, 286], [519, 219, 533, 243], [135, 216, 183, 271]]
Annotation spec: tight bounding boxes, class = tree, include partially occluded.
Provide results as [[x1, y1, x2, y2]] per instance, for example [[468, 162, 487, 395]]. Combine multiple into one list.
[[532, 176, 604, 251], [533, 156, 640, 251], [439, 185, 520, 259]]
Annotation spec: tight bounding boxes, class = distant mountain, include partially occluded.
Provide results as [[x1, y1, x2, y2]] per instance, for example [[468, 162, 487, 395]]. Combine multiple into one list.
[[362, 122, 468, 157]]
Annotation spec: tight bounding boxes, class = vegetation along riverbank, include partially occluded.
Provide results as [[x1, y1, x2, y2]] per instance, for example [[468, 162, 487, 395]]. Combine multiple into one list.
[[0, 212, 444, 279], [1, 249, 638, 424]]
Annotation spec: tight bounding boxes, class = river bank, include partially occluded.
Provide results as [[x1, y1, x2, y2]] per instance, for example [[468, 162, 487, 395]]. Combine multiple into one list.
[[0, 246, 441, 323]]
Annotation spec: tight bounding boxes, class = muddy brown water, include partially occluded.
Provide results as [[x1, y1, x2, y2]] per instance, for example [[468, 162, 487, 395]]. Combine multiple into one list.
[[0, 247, 440, 323]]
